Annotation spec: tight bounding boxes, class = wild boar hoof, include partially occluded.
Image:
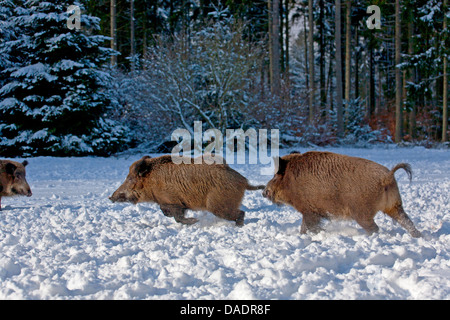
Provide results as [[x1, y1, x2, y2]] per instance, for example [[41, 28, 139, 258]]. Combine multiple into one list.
[[175, 217, 199, 225], [410, 229, 422, 238], [235, 211, 245, 227]]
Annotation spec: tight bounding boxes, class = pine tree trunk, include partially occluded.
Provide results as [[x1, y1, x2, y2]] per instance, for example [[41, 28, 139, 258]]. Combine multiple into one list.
[[304, 6, 308, 90], [319, 0, 326, 108], [344, 0, 351, 125], [280, 1, 285, 74], [369, 48, 375, 118], [268, 0, 272, 89], [335, 0, 344, 136], [444, 57, 448, 142], [308, 0, 315, 122], [443, 0, 448, 142], [395, 0, 402, 143], [110, 0, 117, 66], [354, 25, 359, 100], [407, 12, 416, 138], [143, 19, 147, 57], [284, 0, 290, 79], [130, 0, 135, 70], [269, 0, 281, 95]]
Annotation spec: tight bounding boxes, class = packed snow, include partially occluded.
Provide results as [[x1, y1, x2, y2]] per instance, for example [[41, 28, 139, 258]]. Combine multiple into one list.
[[0, 147, 448, 299]]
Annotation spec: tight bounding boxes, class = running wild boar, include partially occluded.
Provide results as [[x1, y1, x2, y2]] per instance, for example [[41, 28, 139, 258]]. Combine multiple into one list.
[[263, 151, 421, 237], [0, 160, 32, 210], [110, 155, 265, 226]]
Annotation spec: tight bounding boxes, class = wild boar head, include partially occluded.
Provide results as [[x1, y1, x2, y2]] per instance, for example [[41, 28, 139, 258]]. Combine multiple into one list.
[[109, 156, 153, 204], [2, 160, 32, 197], [262, 156, 290, 205]]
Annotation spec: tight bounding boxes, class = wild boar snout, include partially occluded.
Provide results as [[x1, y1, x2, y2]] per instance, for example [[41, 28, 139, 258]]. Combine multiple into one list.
[[109, 188, 138, 204], [262, 184, 277, 202], [18, 183, 31, 197], [11, 185, 32, 197], [110, 162, 148, 205], [109, 191, 125, 203], [11, 176, 32, 197], [262, 182, 284, 206]]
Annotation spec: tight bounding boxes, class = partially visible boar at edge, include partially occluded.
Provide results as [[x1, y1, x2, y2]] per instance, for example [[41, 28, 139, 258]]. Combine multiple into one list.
[[0, 160, 32, 210], [110, 155, 265, 226], [263, 151, 421, 238]]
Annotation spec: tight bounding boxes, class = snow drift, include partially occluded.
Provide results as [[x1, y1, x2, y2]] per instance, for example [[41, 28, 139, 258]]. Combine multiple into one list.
[[0, 147, 448, 299]]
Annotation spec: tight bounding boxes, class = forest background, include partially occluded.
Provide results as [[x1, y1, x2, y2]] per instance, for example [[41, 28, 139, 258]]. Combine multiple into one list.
[[0, 0, 448, 156]]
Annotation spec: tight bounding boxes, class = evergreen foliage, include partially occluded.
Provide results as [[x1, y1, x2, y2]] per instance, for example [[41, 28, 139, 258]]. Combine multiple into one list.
[[0, 0, 129, 156]]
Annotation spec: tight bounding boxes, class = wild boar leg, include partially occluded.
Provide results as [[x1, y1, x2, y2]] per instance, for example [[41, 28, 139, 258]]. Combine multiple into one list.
[[208, 207, 245, 226], [300, 212, 323, 234], [160, 204, 198, 224], [174, 210, 199, 225], [206, 196, 245, 226], [160, 204, 179, 217], [235, 210, 245, 227], [384, 205, 422, 238], [160, 204, 196, 224], [354, 216, 379, 235]]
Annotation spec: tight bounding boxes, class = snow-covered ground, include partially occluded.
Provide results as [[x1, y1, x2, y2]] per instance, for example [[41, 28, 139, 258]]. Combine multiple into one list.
[[0, 147, 448, 299]]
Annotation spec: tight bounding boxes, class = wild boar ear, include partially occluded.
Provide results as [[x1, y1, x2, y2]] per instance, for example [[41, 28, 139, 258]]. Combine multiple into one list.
[[5, 163, 17, 175], [22, 160, 28, 167], [135, 158, 152, 177], [275, 157, 289, 175]]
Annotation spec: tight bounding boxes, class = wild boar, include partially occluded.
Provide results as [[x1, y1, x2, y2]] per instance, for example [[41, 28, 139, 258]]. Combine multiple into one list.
[[110, 155, 265, 226], [263, 151, 422, 237], [0, 160, 32, 210]]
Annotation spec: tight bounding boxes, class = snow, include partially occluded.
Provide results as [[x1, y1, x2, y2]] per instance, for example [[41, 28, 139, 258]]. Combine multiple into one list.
[[10, 63, 57, 83], [0, 147, 448, 300]]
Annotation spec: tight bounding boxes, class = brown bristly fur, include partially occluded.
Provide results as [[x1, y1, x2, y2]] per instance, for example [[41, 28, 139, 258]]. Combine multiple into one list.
[[0, 160, 32, 210], [263, 151, 421, 237], [110, 155, 264, 226]]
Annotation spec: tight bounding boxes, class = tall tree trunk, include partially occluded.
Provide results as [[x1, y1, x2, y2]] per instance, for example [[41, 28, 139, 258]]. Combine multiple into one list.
[[344, 0, 351, 125], [304, 5, 309, 89], [407, 10, 416, 138], [143, 19, 147, 57], [110, 0, 118, 66], [395, 0, 402, 142], [130, 0, 135, 70], [443, 0, 448, 142], [402, 70, 408, 133], [335, 0, 344, 136], [377, 63, 382, 114], [369, 48, 375, 118], [319, 0, 326, 108], [284, 0, 290, 80], [169, 0, 175, 34], [326, 54, 333, 120], [354, 24, 359, 100], [268, 0, 273, 89], [308, 0, 315, 122], [280, 1, 285, 74], [269, 0, 281, 95]]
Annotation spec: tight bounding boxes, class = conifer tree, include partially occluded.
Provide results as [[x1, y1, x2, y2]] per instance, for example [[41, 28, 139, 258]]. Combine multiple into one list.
[[0, 0, 128, 156]]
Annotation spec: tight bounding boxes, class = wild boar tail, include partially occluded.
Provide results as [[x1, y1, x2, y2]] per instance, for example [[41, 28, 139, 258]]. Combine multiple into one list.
[[246, 184, 266, 191], [386, 163, 412, 185]]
